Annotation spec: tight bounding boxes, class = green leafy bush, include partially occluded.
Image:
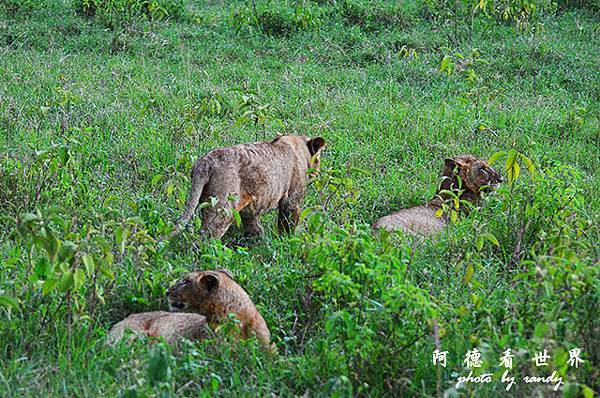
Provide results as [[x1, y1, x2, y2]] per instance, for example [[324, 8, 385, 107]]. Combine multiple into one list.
[[335, 0, 414, 32], [558, 0, 600, 12], [0, 0, 41, 16], [73, 0, 188, 28], [422, 0, 557, 30], [493, 162, 598, 347], [230, 1, 324, 36], [299, 219, 440, 394]]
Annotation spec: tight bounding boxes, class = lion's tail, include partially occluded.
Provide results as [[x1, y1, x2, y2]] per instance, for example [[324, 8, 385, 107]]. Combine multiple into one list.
[[175, 161, 210, 230]]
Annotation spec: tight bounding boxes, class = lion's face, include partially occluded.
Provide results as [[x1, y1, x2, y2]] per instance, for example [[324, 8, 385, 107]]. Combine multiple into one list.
[[166, 270, 229, 312], [465, 159, 503, 192], [444, 155, 503, 194]]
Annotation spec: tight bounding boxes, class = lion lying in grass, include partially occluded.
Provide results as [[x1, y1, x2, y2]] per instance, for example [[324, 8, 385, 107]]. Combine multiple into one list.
[[372, 155, 503, 236], [109, 269, 273, 351]]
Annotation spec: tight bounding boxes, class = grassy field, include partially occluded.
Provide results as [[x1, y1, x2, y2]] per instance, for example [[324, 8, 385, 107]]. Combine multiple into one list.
[[1, 0, 598, 396]]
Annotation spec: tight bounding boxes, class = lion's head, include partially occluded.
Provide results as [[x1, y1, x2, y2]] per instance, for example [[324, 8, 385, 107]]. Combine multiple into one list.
[[441, 155, 503, 195], [166, 269, 233, 313]]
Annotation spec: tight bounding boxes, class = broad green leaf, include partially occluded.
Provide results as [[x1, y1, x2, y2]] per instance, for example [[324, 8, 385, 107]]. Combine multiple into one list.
[[58, 241, 77, 263], [151, 174, 162, 186], [231, 209, 242, 228], [82, 253, 95, 275], [74, 268, 85, 291], [34, 257, 51, 279], [115, 228, 123, 245], [464, 264, 474, 284], [104, 252, 114, 266], [300, 207, 313, 222], [49, 158, 59, 174], [483, 233, 500, 247], [552, 348, 568, 368], [582, 386, 594, 398], [470, 293, 482, 309], [198, 201, 211, 210], [505, 149, 517, 173], [116, 228, 129, 255], [435, 208, 444, 218], [40, 227, 61, 262], [488, 151, 506, 165], [533, 322, 549, 338], [99, 264, 115, 280], [21, 212, 41, 226], [211, 376, 219, 392], [166, 182, 174, 196], [0, 295, 19, 309], [510, 161, 520, 182], [58, 270, 74, 292], [125, 216, 144, 225], [476, 235, 484, 251], [518, 153, 535, 173], [58, 146, 70, 165], [125, 199, 138, 212], [42, 278, 57, 295], [103, 195, 119, 208], [440, 55, 451, 73], [450, 210, 458, 223]]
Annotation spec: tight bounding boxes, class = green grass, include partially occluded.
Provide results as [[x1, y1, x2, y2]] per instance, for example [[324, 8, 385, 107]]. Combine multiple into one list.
[[1, 0, 598, 396]]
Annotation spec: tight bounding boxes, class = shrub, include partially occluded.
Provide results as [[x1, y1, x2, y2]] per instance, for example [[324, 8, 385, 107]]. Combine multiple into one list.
[[557, 0, 600, 12], [451, 160, 598, 386], [298, 219, 440, 394], [497, 162, 597, 342], [0, 0, 40, 16], [335, 0, 414, 32], [230, 1, 323, 36], [72, 0, 188, 28], [422, 0, 557, 30]]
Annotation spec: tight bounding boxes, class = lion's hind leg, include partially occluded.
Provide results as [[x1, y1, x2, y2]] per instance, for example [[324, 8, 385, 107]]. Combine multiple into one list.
[[200, 195, 236, 239]]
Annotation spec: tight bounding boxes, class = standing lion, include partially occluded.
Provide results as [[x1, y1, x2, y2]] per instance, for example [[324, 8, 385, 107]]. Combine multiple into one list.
[[174, 135, 325, 239]]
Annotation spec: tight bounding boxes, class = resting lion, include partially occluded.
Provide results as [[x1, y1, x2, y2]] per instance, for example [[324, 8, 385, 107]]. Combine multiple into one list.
[[167, 269, 274, 351], [173, 135, 325, 239], [372, 155, 503, 236]]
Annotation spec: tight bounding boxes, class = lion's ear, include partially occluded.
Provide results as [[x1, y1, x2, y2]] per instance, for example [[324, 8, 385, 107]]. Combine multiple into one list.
[[217, 269, 233, 280], [198, 273, 219, 294], [443, 157, 468, 176], [307, 137, 326, 156], [442, 158, 458, 176]]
